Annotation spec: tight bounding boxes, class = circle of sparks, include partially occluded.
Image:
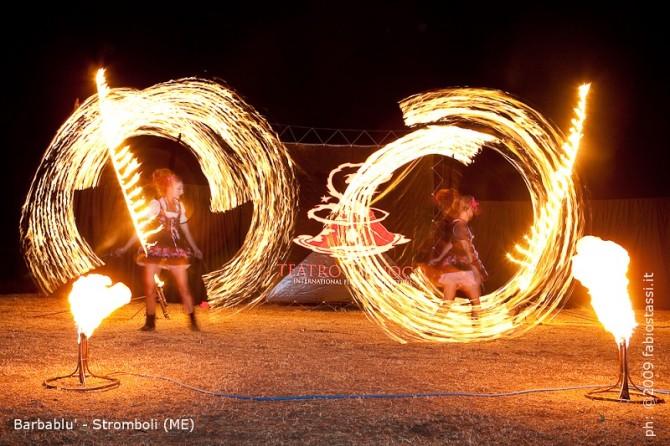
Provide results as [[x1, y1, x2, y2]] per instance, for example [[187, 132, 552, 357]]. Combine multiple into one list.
[[20, 77, 298, 309], [334, 87, 587, 343]]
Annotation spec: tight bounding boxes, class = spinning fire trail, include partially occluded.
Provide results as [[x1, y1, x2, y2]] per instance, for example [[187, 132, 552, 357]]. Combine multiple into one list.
[[20, 71, 298, 309], [334, 85, 589, 343], [95, 69, 158, 255], [20, 67, 589, 343]]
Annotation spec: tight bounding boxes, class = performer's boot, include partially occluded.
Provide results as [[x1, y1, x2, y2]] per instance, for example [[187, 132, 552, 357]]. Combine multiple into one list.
[[188, 312, 199, 332], [140, 314, 156, 332]]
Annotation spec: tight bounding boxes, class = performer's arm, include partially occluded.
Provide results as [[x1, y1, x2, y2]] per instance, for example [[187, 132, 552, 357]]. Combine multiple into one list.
[[454, 221, 488, 280], [180, 222, 203, 259], [178, 202, 202, 259], [463, 240, 488, 281], [113, 199, 159, 256], [429, 240, 452, 265], [116, 234, 138, 255]]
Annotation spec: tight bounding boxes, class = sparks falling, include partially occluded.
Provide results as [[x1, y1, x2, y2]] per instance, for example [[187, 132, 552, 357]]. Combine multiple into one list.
[[334, 86, 587, 343], [20, 72, 298, 309]]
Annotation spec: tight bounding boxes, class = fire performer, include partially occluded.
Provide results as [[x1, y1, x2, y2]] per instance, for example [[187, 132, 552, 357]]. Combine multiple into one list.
[[115, 168, 203, 331], [423, 188, 488, 321]]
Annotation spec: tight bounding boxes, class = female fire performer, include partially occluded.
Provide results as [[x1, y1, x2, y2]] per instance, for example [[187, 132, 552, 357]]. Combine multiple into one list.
[[115, 168, 203, 331], [424, 188, 488, 321]]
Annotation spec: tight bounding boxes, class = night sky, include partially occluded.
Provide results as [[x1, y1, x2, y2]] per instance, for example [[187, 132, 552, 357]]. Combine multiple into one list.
[[3, 4, 667, 288]]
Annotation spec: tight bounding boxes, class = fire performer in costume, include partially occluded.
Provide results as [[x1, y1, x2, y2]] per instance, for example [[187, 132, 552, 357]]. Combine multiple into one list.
[[427, 188, 488, 321], [115, 168, 203, 331]]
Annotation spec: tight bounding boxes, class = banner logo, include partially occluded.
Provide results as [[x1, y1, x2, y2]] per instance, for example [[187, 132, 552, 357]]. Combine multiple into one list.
[[293, 162, 410, 257]]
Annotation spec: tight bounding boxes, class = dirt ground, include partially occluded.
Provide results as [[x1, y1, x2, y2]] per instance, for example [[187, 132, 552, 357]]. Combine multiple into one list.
[[0, 293, 668, 446]]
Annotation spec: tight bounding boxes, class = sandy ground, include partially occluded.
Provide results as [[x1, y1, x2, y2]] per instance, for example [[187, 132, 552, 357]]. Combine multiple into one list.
[[0, 293, 668, 445]]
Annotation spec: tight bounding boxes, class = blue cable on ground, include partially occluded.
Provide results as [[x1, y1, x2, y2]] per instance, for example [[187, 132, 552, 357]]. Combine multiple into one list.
[[111, 372, 669, 402]]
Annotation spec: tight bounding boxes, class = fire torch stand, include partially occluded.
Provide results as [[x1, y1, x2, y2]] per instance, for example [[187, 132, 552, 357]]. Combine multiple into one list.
[[586, 341, 664, 404], [156, 285, 170, 319], [44, 334, 120, 392]]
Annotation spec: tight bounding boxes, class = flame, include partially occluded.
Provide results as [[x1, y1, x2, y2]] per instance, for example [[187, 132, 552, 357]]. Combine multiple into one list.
[[333, 85, 587, 342], [20, 72, 297, 309], [69, 274, 131, 339], [572, 236, 637, 345]]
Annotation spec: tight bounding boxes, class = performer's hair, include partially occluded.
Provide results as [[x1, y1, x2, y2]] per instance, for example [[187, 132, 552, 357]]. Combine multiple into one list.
[[152, 168, 181, 197], [434, 188, 480, 219]]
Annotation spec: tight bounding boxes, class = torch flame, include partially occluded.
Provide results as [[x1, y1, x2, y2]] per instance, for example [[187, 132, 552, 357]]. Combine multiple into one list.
[[69, 274, 131, 339], [153, 273, 164, 288], [571, 236, 637, 345]]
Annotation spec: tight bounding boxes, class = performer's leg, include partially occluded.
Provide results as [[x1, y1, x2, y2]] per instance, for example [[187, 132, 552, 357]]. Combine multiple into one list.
[[172, 267, 199, 331], [437, 281, 458, 315], [141, 264, 160, 331], [461, 284, 482, 321], [442, 279, 458, 303]]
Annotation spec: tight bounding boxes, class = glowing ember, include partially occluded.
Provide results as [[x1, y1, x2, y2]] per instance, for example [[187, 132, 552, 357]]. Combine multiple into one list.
[[20, 71, 297, 309], [69, 274, 131, 339], [572, 236, 637, 345], [334, 85, 588, 342]]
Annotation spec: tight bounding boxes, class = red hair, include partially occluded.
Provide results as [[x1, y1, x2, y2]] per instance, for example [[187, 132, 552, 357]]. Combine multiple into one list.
[[434, 188, 480, 219], [152, 168, 181, 197]]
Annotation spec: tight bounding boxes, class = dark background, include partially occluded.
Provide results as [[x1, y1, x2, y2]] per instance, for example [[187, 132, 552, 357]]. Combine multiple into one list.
[[3, 3, 667, 292]]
